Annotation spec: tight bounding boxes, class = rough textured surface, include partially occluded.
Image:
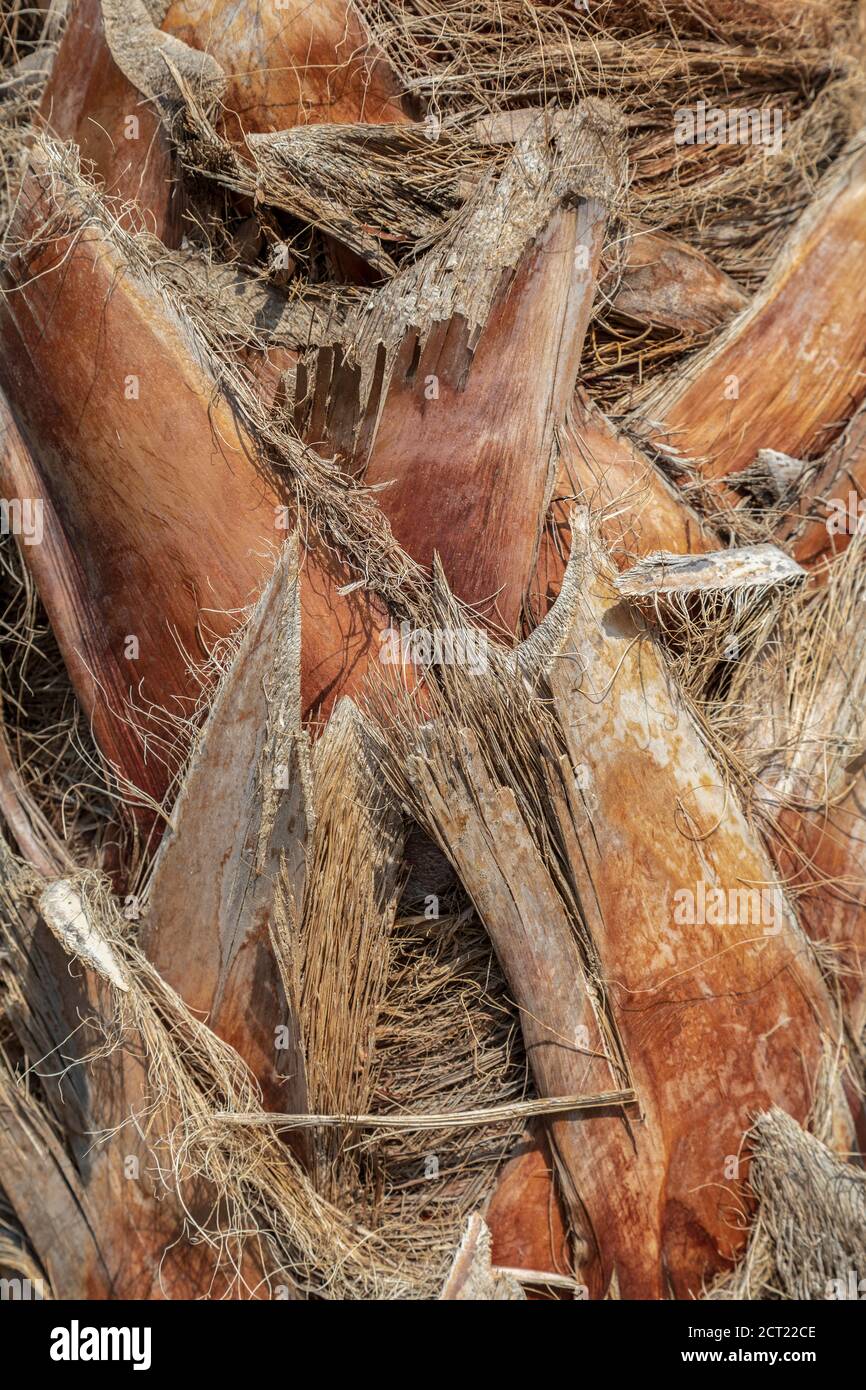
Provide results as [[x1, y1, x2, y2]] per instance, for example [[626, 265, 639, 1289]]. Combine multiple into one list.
[[633, 137, 866, 496], [602, 230, 749, 334], [0, 153, 384, 804], [40, 0, 182, 240], [140, 539, 310, 1114], [532, 386, 715, 620], [302, 104, 627, 631], [538, 522, 855, 1297], [0, 849, 259, 1298], [440, 1213, 526, 1300], [708, 1108, 866, 1300], [613, 544, 805, 598], [161, 0, 408, 138]]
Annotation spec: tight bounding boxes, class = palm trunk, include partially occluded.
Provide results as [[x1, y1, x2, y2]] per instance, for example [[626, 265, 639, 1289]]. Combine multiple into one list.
[[0, 0, 864, 1305]]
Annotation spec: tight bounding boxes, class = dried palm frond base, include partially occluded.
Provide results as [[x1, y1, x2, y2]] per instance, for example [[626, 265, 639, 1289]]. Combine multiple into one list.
[[0, 0, 865, 1303], [707, 1107, 866, 1301]]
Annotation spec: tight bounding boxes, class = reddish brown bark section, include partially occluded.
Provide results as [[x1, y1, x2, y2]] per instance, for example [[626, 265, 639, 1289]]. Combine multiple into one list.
[[604, 230, 748, 334], [39, 0, 181, 242], [161, 0, 409, 139], [533, 386, 714, 617], [486, 1131, 573, 1298], [362, 200, 609, 633], [0, 165, 382, 803], [635, 143, 866, 497]]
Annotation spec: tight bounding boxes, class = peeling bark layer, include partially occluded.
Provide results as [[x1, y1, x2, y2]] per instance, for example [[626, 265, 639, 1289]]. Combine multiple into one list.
[[489, 524, 855, 1296], [140, 540, 310, 1116], [0, 155, 383, 804], [40, 0, 182, 241], [540, 525, 855, 1296], [733, 576, 866, 1041], [301, 104, 625, 631], [777, 403, 866, 566], [633, 139, 866, 499], [533, 387, 714, 618], [161, 0, 408, 138], [602, 230, 748, 334], [0, 853, 263, 1298]]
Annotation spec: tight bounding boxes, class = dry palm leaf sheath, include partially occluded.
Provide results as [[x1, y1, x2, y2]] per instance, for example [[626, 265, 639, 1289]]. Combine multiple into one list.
[[0, 0, 866, 1309]]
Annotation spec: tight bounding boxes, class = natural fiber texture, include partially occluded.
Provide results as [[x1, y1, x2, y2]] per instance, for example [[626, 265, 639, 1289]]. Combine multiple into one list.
[[0, 535, 105, 871], [1, 0, 865, 1302], [356, 0, 863, 409], [0, 844, 522, 1297], [0, 1, 65, 238], [10, 137, 435, 644], [168, 96, 476, 272], [291, 697, 403, 1199], [367, 560, 633, 1098], [709, 531, 866, 828], [615, 544, 807, 704], [707, 1106, 866, 1300], [0, 564, 532, 1295]]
